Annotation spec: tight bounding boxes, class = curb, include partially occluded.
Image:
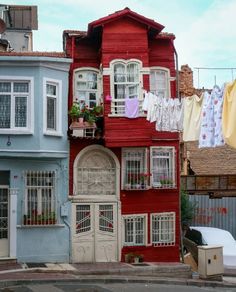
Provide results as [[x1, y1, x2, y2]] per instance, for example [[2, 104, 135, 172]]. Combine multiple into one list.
[[0, 275, 236, 289]]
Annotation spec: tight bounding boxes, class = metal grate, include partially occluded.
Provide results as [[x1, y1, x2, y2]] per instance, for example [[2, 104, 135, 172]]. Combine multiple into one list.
[[122, 148, 149, 190], [76, 205, 91, 234], [124, 215, 145, 246], [99, 205, 113, 233], [151, 212, 175, 246], [26, 263, 47, 268], [77, 167, 116, 196], [0, 187, 8, 239], [151, 147, 175, 189], [23, 171, 57, 226]]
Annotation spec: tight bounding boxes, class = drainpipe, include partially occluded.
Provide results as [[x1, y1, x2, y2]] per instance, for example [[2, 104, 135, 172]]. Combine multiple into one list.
[[171, 40, 179, 99]]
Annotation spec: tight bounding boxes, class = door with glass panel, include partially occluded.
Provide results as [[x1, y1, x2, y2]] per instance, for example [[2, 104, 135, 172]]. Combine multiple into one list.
[[0, 186, 9, 257], [72, 203, 118, 262]]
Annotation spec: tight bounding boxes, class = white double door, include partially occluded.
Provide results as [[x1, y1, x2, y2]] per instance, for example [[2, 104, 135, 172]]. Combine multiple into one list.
[[72, 202, 118, 263]]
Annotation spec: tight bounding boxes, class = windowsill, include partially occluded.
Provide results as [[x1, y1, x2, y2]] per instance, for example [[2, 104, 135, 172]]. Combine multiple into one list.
[[0, 129, 33, 135], [108, 113, 147, 118], [17, 224, 65, 228], [43, 131, 63, 137]]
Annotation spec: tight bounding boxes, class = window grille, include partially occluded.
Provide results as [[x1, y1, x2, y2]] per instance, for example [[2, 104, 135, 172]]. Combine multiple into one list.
[[74, 71, 99, 108], [0, 81, 29, 129], [76, 205, 91, 234], [150, 69, 170, 98], [151, 147, 175, 189], [151, 212, 175, 246], [122, 148, 148, 190], [0, 187, 8, 239], [23, 171, 57, 226], [111, 62, 143, 115], [123, 215, 146, 246], [76, 167, 116, 196], [99, 205, 113, 233]]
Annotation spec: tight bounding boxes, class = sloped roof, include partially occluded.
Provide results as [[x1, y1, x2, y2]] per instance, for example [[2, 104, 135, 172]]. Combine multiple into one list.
[[88, 7, 164, 35], [0, 51, 67, 57]]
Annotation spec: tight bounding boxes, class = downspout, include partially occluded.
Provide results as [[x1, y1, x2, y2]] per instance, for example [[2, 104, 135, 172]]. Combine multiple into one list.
[[171, 39, 184, 262]]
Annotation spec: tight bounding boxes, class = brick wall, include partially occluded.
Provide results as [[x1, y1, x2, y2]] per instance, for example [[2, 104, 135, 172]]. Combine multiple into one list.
[[179, 65, 236, 175]]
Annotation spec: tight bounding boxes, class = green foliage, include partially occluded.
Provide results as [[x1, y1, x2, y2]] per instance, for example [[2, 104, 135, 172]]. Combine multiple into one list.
[[181, 189, 197, 226]]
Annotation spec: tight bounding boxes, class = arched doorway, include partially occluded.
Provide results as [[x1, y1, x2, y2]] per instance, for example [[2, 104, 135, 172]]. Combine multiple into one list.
[[71, 145, 121, 263]]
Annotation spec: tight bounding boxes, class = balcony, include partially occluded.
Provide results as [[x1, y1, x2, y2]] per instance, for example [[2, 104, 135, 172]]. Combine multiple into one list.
[[181, 175, 236, 197]]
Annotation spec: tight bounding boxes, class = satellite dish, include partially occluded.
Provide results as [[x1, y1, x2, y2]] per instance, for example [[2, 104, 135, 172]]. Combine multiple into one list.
[[0, 18, 6, 34]]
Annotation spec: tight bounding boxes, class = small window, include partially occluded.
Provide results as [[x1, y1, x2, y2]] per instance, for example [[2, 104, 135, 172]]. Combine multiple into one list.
[[151, 212, 175, 246], [0, 80, 31, 132], [23, 171, 57, 226], [150, 147, 175, 188], [99, 204, 114, 233], [122, 148, 148, 190], [76, 205, 91, 234], [150, 68, 170, 98], [123, 215, 146, 246], [44, 78, 61, 136], [74, 70, 99, 108]]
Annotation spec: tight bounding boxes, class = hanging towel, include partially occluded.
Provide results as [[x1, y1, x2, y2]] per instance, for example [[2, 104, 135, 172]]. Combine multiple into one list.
[[199, 91, 214, 148], [213, 84, 225, 147], [183, 94, 203, 141], [142, 91, 149, 111], [125, 97, 139, 118], [222, 80, 236, 149], [147, 92, 159, 123], [170, 98, 184, 132]]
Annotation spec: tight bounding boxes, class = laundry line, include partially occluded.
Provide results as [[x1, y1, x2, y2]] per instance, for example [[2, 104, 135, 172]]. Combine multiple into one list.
[[194, 67, 236, 89]]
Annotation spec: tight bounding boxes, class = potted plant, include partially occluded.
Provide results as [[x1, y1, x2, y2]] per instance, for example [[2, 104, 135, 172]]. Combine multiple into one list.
[[69, 101, 80, 121], [140, 173, 151, 189]]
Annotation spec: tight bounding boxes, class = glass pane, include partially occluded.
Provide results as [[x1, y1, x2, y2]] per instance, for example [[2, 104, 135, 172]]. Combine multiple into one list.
[[0, 95, 10, 128], [47, 97, 56, 130], [114, 84, 125, 99], [0, 188, 8, 239], [87, 72, 97, 82], [114, 64, 125, 82], [77, 82, 87, 90], [14, 82, 29, 93], [127, 63, 139, 82], [128, 85, 138, 98], [15, 96, 27, 127], [125, 218, 134, 244], [99, 205, 113, 233], [0, 82, 11, 92], [76, 205, 91, 234], [46, 84, 56, 95]]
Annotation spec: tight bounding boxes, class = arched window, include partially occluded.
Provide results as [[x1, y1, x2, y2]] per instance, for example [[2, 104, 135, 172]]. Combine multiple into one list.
[[74, 69, 100, 108], [110, 60, 142, 115]]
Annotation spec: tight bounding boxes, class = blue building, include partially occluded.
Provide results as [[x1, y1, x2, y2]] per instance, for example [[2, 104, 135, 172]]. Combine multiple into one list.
[[0, 52, 72, 263]]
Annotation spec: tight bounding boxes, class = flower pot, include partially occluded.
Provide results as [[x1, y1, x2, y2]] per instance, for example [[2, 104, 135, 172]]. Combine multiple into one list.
[[79, 117, 84, 123]]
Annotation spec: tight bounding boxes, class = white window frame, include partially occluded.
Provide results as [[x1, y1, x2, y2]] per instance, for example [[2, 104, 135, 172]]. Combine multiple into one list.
[[122, 148, 148, 190], [151, 212, 176, 246], [150, 67, 171, 99], [150, 146, 176, 189], [123, 214, 147, 246], [43, 78, 62, 136], [0, 76, 34, 134], [23, 170, 57, 226], [73, 67, 101, 108], [110, 59, 143, 116]]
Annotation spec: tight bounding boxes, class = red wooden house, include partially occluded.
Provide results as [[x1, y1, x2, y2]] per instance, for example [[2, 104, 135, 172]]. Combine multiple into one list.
[[63, 7, 180, 263]]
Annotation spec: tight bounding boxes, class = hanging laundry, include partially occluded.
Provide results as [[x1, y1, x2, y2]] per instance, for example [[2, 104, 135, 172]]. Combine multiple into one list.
[[146, 92, 160, 123], [199, 91, 214, 148], [170, 98, 184, 132], [125, 97, 139, 118], [142, 91, 149, 111], [183, 94, 203, 141], [213, 84, 225, 147], [222, 80, 236, 149], [156, 97, 171, 131]]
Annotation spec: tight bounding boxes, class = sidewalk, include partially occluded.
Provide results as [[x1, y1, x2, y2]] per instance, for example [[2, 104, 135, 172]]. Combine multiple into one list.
[[0, 262, 235, 289]]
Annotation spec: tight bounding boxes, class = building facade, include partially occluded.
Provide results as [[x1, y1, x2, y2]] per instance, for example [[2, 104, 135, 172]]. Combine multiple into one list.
[[64, 8, 181, 263], [0, 52, 71, 262]]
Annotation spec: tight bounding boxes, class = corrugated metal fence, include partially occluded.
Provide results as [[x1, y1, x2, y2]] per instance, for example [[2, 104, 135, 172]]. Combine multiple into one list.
[[189, 195, 236, 239]]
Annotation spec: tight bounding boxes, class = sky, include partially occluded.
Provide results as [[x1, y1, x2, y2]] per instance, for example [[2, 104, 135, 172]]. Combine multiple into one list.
[[2, 0, 236, 88]]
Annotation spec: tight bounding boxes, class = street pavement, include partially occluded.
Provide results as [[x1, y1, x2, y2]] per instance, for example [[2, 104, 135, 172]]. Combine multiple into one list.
[[0, 262, 236, 290]]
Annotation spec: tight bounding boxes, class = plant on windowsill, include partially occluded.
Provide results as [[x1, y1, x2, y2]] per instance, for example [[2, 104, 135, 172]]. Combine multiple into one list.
[[139, 173, 151, 189], [23, 210, 56, 225], [68, 101, 81, 121], [124, 252, 144, 263], [160, 176, 173, 187]]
